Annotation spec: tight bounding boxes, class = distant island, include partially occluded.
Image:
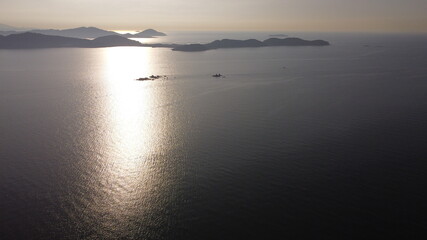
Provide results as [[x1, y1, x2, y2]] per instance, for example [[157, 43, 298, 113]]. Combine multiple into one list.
[[121, 29, 166, 38], [0, 23, 31, 31], [171, 38, 330, 52], [0, 32, 330, 50], [269, 34, 288, 37], [0, 26, 166, 39]]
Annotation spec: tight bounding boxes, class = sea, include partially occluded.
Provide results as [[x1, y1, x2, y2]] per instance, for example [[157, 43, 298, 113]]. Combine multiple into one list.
[[1, 31, 427, 239]]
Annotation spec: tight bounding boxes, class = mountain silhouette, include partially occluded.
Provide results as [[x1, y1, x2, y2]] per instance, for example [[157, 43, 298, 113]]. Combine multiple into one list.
[[0, 26, 167, 39], [0, 32, 142, 49], [138, 29, 166, 36], [263, 38, 328, 46], [172, 37, 330, 52], [29, 27, 118, 39], [123, 29, 167, 38], [0, 32, 329, 51], [0, 23, 15, 31], [91, 35, 142, 47], [269, 34, 288, 37], [0, 23, 30, 31], [206, 39, 264, 48]]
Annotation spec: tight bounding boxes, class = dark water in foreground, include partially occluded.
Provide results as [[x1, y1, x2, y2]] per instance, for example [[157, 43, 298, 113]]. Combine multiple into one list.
[[1, 32, 427, 239]]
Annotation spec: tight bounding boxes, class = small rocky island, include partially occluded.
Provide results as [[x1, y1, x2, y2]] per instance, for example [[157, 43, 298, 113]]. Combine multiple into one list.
[[136, 75, 167, 81], [212, 74, 225, 78]]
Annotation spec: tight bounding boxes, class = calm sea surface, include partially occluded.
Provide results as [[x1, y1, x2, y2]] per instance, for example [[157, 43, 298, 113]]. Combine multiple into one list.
[[1, 32, 427, 239]]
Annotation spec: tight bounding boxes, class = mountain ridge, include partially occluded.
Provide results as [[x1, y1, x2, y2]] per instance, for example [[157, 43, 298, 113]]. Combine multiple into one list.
[[0, 32, 142, 49], [172, 38, 330, 51], [0, 26, 167, 39]]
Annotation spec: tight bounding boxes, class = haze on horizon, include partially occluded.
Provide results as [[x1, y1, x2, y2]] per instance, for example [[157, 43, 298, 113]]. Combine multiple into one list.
[[1, 0, 427, 33]]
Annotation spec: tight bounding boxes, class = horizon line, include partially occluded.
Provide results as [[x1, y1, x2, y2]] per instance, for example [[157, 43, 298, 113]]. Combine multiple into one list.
[[1, 23, 427, 35]]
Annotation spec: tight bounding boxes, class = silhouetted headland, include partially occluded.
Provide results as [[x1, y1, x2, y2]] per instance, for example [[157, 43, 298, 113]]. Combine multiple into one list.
[[0, 32, 142, 49], [172, 38, 330, 52], [0, 26, 167, 39]]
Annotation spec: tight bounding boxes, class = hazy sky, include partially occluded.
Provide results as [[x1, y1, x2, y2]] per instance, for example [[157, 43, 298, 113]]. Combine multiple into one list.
[[1, 0, 427, 32]]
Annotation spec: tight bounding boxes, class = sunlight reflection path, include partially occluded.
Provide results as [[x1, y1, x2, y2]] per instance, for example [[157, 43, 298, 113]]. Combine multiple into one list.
[[90, 47, 173, 235]]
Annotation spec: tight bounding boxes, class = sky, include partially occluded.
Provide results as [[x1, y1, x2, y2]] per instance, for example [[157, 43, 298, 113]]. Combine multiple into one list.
[[1, 0, 427, 32]]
